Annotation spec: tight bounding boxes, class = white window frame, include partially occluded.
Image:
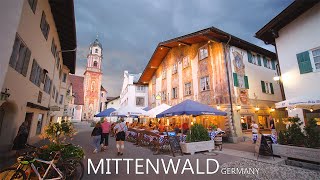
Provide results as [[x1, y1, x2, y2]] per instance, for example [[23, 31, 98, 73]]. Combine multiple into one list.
[[264, 81, 272, 94], [184, 82, 192, 96], [200, 76, 210, 91], [172, 63, 178, 74], [172, 87, 178, 99], [311, 47, 320, 71], [183, 56, 190, 68], [162, 69, 166, 79], [136, 97, 145, 106], [199, 45, 208, 60], [136, 86, 145, 92]]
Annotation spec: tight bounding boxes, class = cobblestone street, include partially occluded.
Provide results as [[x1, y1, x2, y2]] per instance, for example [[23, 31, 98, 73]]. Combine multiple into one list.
[[72, 122, 320, 180]]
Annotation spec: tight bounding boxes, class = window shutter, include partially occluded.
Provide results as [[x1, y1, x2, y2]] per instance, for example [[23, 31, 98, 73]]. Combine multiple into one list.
[[233, 73, 239, 87], [263, 57, 268, 67], [9, 36, 21, 68], [247, 51, 252, 63], [270, 83, 274, 94], [257, 55, 262, 66], [271, 60, 276, 70], [21, 48, 31, 77], [261, 81, 266, 93], [30, 59, 36, 83], [296, 51, 313, 74], [244, 76, 249, 89], [15, 45, 27, 73]]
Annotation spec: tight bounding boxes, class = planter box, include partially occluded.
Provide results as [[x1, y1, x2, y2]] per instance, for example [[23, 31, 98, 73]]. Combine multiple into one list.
[[180, 141, 215, 155], [272, 144, 320, 163]]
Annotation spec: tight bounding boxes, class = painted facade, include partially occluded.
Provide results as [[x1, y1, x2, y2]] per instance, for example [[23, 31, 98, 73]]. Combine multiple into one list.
[[0, 0, 76, 150], [145, 29, 282, 141], [120, 71, 148, 109]]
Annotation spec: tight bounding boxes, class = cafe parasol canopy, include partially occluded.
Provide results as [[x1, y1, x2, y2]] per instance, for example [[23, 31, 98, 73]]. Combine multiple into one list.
[[275, 96, 320, 110], [156, 99, 227, 118], [110, 105, 147, 117], [146, 104, 171, 118], [94, 108, 116, 117]]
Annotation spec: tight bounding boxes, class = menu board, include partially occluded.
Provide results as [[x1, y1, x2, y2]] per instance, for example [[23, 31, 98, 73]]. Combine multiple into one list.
[[167, 133, 183, 157], [255, 134, 274, 159]]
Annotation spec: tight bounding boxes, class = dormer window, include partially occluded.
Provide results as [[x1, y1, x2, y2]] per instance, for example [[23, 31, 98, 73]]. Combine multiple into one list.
[[93, 61, 98, 67], [95, 49, 98, 53]]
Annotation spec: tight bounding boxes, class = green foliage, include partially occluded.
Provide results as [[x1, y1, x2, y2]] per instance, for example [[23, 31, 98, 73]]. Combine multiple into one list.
[[42, 121, 76, 144], [186, 123, 210, 142], [304, 118, 320, 148], [278, 117, 304, 146], [39, 143, 85, 160]]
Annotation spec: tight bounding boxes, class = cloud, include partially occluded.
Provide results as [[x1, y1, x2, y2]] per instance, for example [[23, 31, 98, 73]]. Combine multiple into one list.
[[74, 0, 293, 96]]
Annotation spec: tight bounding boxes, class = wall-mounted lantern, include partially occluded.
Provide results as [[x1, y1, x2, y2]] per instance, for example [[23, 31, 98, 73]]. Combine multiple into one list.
[[236, 105, 241, 112], [255, 106, 260, 113], [0, 88, 10, 101]]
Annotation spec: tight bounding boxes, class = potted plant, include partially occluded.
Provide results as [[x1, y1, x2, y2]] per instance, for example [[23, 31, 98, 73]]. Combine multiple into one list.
[[180, 123, 214, 154], [272, 117, 320, 163], [41, 121, 84, 160]]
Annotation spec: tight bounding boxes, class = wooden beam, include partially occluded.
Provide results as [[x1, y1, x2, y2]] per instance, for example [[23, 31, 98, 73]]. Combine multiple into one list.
[[200, 33, 221, 43], [177, 41, 191, 46], [159, 45, 172, 49]]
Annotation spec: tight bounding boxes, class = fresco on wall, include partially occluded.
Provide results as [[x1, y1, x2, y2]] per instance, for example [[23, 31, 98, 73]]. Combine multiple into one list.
[[232, 50, 249, 105]]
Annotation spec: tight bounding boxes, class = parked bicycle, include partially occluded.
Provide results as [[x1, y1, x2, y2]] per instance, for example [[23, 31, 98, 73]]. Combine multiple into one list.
[[0, 144, 84, 180]]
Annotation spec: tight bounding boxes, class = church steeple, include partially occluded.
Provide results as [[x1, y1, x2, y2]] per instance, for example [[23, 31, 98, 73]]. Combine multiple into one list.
[[86, 38, 102, 71]]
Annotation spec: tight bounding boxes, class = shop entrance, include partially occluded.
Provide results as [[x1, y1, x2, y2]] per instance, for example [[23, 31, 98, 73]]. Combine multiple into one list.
[[25, 112, 33, 137]]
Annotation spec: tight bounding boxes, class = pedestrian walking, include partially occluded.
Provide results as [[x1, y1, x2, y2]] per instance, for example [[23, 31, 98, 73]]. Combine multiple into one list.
[[12, 121, 30, 156], [251, 121, 259, 144], [100, 118, 111, 151], [269, 115, 276, 136], [91, 122, 102, 153], [114, 118, 128, 156]]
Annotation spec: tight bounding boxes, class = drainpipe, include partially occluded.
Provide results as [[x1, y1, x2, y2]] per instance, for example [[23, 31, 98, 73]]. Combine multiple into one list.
[[223, 35, 237, 138]]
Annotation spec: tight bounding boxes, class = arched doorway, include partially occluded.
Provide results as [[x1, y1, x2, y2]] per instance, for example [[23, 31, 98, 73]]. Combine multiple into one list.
[[0, 101, 18, 149]]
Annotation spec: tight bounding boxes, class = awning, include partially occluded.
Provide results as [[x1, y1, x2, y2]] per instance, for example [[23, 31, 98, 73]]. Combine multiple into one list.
[[275, 96, 320, 110], [94, 108, 116, 117], [156, 99, 227, 118], [110, 105, 147, 117], [146, 104, 171, 118]]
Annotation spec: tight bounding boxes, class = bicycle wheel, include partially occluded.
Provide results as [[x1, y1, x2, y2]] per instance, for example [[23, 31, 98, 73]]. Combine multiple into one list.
[[0, 168, 26, 180], [63, 158, 84, 180]]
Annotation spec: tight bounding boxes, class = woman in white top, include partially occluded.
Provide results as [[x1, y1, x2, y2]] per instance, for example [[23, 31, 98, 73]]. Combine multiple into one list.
[[251, 121, 259, 144]]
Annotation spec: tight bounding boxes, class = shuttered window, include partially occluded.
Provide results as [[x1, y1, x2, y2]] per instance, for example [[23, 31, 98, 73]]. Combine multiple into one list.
[[40, 11, 50, 40], [296, 51, 313, 74], [263, 57, 268, 67], [271, 60, 276, 70], [9, 35, 31, 77], [261, 81, 274, 94], [257, 55, 262, 66], [30, 59, 41, 87], [244, 76, 249, 89], [52, 85, 56, 99], [247, 51, 252, 63], [233, 73, 238, 87], [44, 75, 52, 94], [28, 0, 37, 13]]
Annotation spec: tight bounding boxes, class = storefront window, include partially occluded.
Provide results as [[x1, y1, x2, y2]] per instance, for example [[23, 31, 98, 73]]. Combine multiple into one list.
[[241, 115, 253, 130], [36, 114, 43, 135], [258, 116, 269, 129]]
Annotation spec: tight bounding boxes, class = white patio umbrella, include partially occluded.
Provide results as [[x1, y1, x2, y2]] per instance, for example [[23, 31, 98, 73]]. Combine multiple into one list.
[[275, 96, 320, 110], [110, 105, 147, 117], [146, 104, 171, 118]]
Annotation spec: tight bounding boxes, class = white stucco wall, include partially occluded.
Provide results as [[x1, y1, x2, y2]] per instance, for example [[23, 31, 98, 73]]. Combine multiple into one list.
[[106, 98, 120, 110], [275, 3, 320, 99], [0, 0, 24, 91]]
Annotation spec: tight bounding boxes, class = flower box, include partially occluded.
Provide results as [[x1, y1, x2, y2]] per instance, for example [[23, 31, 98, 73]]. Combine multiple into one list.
[[180, 141, 215, 155], [272, 144, 320, 163]]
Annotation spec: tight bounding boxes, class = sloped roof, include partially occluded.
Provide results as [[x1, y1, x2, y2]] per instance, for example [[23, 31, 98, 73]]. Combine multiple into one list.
[[255, 0, 319, 45], [138, 26, 276, 83], [101, 85, 107, 92], [69, 75, 84, 105], [131, 73, 142, 84]]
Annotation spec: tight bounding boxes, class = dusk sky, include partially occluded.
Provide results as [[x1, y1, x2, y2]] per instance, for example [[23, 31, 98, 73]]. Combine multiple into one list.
[[74, 0, 293, 97]]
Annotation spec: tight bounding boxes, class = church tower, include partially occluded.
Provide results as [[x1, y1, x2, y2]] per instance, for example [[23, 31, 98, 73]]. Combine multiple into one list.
[[83, 38, 103, 120]]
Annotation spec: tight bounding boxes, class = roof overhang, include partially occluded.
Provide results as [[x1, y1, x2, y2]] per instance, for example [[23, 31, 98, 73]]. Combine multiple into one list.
[[255, 0, 319, 45], [49, 0, 77, 74], [139, 27, 276, 83]]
